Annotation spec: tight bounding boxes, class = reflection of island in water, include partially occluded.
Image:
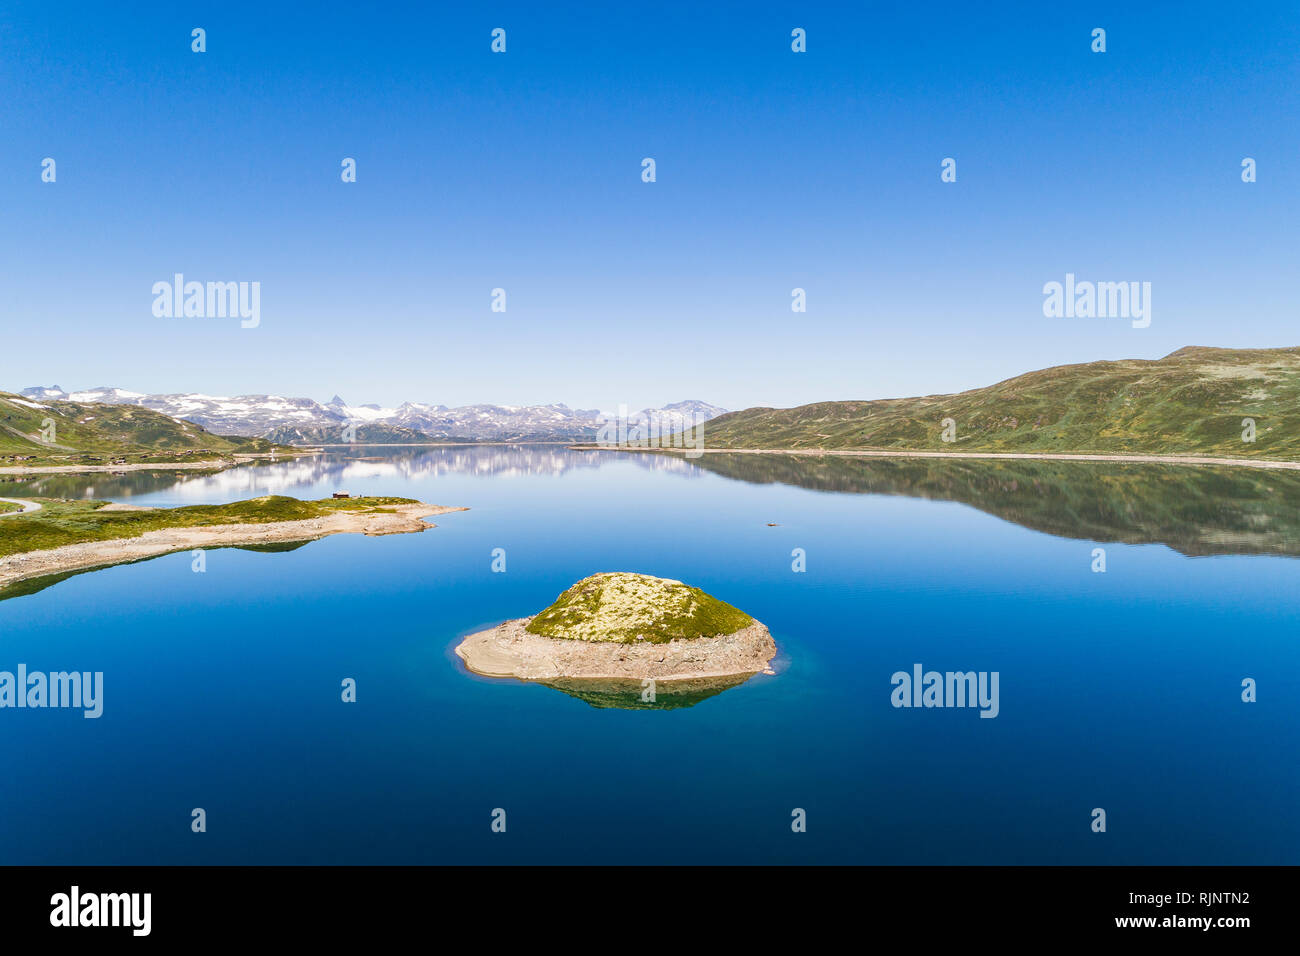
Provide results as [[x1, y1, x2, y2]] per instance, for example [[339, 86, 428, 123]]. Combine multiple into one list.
[[683, 453, 1300, 557], [540, 674, 754, 710], [0, 468, 227, 500], [0, 541, 312, 602]]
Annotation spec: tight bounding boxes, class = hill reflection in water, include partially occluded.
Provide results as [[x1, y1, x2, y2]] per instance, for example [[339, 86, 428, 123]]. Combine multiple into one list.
[[680, 452, 1300, 558]]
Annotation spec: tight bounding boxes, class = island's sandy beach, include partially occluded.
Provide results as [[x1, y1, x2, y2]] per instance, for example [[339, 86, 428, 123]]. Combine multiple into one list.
[[456, 615, 777, 682], [0, 501, 466, 589]]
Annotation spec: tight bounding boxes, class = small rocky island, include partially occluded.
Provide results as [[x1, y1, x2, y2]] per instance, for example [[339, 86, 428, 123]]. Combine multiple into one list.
[[456, 572, 777, 683]]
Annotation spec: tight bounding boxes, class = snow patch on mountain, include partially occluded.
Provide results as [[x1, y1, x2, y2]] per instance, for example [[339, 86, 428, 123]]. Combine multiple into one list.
[[19, 386, 728, 443]]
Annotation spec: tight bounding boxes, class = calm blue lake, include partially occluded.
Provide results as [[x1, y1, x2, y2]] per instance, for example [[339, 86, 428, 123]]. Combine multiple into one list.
[[1, 446, 1296, 864]]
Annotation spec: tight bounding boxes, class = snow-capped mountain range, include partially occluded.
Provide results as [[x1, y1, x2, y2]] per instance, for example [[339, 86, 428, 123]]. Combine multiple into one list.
[[19, 386, 727, 444]]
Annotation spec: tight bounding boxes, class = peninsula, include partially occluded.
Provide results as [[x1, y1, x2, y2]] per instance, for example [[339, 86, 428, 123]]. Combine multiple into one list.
[[0, 495, 466, 590], [456, 572, 777, 682]]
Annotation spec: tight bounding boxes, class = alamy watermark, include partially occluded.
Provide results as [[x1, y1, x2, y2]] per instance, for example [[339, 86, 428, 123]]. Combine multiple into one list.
[[1042, 273, 1150, 328], [890, 663, 999, 718], [0, 665, 103, 718], [50, 886, 150, 936], [152, 274, 260, 328]]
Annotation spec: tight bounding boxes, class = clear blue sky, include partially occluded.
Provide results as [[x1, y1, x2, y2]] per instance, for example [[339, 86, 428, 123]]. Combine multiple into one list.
[[2, 1, 1297, 410]]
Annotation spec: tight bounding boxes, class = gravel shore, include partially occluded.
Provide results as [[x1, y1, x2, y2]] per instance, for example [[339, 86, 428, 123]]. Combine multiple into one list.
[[456, 615, 777, 682]]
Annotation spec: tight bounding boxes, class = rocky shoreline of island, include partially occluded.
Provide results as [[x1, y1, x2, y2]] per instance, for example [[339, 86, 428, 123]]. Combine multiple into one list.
[[456, 614, 777, 682]]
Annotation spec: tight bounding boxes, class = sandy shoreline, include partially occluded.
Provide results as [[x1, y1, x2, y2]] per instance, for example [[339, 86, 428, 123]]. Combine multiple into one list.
[[0, 501, 466, 589], [456, 615, 777, 682], [579, 446, 1300, 471]]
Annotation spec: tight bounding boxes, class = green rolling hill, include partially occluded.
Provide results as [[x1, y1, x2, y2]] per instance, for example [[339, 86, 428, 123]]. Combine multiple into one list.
[[690, 347, 1300, 460], [0, 391, 283, 463]]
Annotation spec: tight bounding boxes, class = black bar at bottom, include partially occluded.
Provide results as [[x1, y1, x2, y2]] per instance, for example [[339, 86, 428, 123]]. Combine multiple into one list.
[[0, 865, 1280, 942]]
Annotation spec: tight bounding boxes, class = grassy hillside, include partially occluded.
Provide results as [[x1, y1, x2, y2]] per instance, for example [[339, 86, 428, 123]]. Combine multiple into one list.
[[691, 347, 1300, 459], [0, 495, 418, 557], [0, 391, 283, 463]]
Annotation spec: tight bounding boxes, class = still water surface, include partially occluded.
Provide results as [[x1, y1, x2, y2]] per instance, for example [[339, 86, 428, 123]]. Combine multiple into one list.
[[1, 446, 1295, 863]]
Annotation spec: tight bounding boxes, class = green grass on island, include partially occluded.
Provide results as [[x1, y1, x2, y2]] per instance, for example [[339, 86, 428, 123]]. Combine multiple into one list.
[[525, 572, 753, 644], [683, 346, 1300, 460], [0, 495, 419, 558]]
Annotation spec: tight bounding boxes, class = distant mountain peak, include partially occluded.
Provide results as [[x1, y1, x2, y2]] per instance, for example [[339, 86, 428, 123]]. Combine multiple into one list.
[[20, 385, 68, 400], [16, 386, 728, 445], [660, 399, 728, 415]]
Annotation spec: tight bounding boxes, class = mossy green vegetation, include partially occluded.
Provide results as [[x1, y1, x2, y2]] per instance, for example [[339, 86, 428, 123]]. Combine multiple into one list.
[[689, 347, 1300, 460], [0, 495, 418, 557], [525, 572, 753, 644]]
